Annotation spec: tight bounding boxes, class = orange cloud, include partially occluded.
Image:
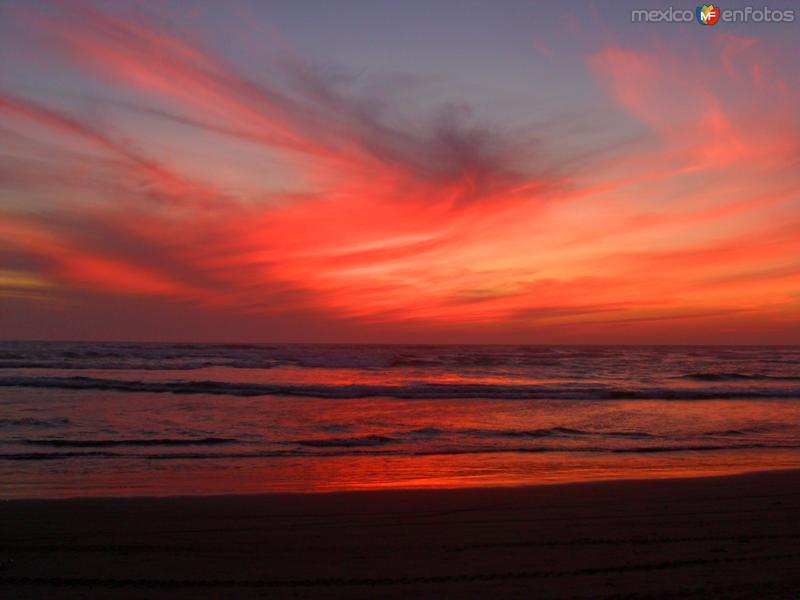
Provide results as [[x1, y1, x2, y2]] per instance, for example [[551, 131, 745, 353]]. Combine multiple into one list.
[[0, 2, 798, 342]]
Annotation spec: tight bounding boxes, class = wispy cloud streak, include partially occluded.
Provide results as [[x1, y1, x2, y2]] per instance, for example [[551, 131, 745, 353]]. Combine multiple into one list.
[[0, 1, 798, 342]]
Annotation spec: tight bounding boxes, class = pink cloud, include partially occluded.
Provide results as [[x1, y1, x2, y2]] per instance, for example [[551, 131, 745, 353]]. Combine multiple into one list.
[[0, 1, 798, 342]]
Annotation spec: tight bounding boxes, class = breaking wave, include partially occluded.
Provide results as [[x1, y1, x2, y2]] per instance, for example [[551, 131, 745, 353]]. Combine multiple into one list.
[[682, 372, 800, 382], [21, 437, 237, 448], [1, 375, 799, 400], [3, 442, 800, 461]]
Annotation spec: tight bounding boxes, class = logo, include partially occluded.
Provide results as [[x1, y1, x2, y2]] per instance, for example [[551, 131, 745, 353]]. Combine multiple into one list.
[[696, 4, 720, 25], [632, 4, 795, 24]]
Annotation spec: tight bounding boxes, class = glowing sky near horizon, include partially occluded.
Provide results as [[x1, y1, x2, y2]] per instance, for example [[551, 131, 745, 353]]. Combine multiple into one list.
[[0, 0, 798, 343]]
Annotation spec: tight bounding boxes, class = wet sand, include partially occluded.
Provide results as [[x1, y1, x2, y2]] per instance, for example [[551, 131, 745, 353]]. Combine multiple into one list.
[[2, 469, 800, 599]]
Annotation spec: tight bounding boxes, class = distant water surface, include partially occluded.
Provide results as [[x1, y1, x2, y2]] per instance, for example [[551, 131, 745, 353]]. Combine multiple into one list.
[[1, 342, 799, 498]]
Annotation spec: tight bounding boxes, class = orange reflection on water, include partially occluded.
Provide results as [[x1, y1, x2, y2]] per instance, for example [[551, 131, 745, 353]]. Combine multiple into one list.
[[10, 447, 800, 499]]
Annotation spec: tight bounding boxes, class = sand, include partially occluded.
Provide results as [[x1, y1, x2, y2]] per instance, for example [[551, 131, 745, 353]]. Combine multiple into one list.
[[2, 469, 800, 599]]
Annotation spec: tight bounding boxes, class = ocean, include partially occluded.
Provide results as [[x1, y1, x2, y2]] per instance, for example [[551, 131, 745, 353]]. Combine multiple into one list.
[[2, 342, 800, 498]]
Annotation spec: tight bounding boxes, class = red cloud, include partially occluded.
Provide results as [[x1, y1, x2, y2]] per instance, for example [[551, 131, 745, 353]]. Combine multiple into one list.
[[0, 1, 798, 342]]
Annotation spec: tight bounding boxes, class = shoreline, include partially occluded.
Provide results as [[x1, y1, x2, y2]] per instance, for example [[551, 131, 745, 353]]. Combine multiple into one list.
[[8, 439, 800, 501], [5, 464, 800, 503], [3, 469, 800, 598]]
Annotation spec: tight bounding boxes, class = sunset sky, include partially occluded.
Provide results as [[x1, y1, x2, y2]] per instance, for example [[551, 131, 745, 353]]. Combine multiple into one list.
[[0, 0, 798, 343]]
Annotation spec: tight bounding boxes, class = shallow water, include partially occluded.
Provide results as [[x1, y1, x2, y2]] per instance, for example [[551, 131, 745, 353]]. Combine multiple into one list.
[[2, 342, 800, 498]]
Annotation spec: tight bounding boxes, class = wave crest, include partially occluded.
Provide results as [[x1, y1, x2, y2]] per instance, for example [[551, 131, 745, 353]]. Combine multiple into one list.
[[1, 375, 799, 400]]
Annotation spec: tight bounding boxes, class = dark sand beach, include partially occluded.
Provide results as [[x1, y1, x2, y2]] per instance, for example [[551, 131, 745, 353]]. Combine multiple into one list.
[[3, 469, 800, 599]]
